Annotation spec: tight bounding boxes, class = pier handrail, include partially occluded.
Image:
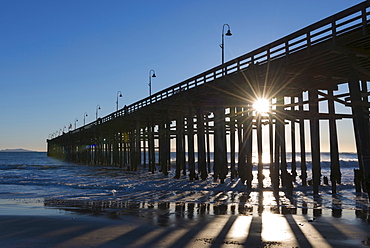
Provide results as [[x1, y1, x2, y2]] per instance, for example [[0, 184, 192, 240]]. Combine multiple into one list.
[[61, 1, 369, 137]]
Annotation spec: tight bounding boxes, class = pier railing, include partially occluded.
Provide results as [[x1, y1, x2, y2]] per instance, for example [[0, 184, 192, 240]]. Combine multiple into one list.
[[63, 1, 369, 137]]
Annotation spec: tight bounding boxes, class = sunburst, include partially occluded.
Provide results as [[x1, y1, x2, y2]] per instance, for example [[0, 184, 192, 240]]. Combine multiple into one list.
[[253, 98, 270, 114]]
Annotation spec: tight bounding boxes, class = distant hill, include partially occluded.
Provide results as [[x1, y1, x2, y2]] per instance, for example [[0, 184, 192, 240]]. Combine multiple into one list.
[[0, 148, 36, 152]]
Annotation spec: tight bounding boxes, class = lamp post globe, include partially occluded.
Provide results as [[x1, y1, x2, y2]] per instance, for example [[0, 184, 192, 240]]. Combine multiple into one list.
[[96, 105, 101, 120], [116, 91, 123, 111], [149, 69, 156, 97]]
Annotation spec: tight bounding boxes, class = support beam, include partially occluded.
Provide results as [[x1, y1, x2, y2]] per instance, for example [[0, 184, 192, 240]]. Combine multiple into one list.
[[328, 88, 341, 194], [298, 93, 307, 186], [175, 114, 185, 179], [290, 97, 297, 180], [159, 114, 169, 176], [309, 89, 321, 195], [197, 108, 207, 180], [269, 113, 274, 187], [187, 110, 196, 180], [238, 107, 247, 183], [230, 107, 237, 179], [245, 106, 253, 188], [205, 114, 211, 173], [143, 127, 147, 168], [213, 107, 228, 183], [257, 113, 263, 188], [148, 120, 155, 173]]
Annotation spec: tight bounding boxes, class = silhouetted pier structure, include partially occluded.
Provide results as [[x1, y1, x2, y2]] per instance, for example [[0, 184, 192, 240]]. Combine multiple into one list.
[[48, 1, 370, 195]]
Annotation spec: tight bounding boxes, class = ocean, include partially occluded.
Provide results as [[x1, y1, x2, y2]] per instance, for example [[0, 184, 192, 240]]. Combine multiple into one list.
[[0, 152, 369, 223]]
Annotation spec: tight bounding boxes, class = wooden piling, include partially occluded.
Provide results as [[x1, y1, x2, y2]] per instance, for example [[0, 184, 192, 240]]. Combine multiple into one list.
[[148, 119, 155, 173], [143, 127, 147, 168], [213, 108, 221, 182], [328, 88, 341, 194], [237, 107, 247, 184], [205, 113, 211, 173], [187, 110, 196, 180], [230, 107, 237, 179], [159, 114, 169, 176], [309, 89, 321, 195], [197, 108, 207, 180], [175, 114, 185, 179], [290, 97, 297, 180], [165, 115, 171, 172], [298, 93, 307, 186], [269, 113, 274, 185], [213, 107, 228, 183], [273, 97, 283, 190], [245, 106, 253, 188], [256, 113, 263, 188]]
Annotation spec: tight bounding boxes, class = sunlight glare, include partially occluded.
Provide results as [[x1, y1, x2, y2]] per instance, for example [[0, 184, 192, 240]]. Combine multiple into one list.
[[253, 98, 270, 113], [262, 211, 294, 242], [227, 216, 252, 238]]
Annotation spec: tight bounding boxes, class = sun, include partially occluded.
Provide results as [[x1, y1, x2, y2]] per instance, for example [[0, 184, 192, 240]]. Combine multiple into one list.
[[253, 98, 270, 113]]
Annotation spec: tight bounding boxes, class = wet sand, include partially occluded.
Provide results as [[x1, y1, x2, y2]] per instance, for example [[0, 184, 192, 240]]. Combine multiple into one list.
[[1, 203, 370, 248], [1, 165, 369, 247]]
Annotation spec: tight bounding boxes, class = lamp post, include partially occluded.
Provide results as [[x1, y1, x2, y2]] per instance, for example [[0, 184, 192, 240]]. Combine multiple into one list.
[[96, 105, 101, 120], [83, 112, 88, 125], [148, 69, 156, 97], [74, 118, 78, 130], [220, 24, 232, 72], [116, 91, 122, 111]]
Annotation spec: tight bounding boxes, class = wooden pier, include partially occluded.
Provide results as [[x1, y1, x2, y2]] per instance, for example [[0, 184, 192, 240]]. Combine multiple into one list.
[[48, 1, 370, 195]]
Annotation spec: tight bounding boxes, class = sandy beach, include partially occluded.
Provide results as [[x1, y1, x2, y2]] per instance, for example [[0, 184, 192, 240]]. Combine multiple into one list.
[[1, 199, 370, 248]]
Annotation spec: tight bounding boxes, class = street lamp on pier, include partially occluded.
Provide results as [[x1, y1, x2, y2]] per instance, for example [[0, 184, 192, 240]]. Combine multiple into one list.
[[148, 69, 156, 97], [116, 91, 122, 111], [74, 118, 78, 130], [220, 24, 232, 73], [96, 105, 101, 120], [83, 112, 88, 125]]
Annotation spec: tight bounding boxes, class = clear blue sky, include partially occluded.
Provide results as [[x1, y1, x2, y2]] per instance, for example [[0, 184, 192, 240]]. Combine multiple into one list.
[[0, 0, 362, 152]]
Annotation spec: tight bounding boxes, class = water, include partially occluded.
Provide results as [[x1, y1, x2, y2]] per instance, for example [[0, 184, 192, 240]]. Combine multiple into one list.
[[0, 152, 368, 223]]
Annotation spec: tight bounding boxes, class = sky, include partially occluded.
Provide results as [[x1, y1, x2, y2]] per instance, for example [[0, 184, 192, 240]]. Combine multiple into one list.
[[0, 0, 364, 152]]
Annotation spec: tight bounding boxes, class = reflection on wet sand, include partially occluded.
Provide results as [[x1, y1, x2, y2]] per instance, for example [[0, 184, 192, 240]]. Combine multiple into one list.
[[35, 192, 370, 247], [332, 194, 342, 218], [44, 190, 370, 227]]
